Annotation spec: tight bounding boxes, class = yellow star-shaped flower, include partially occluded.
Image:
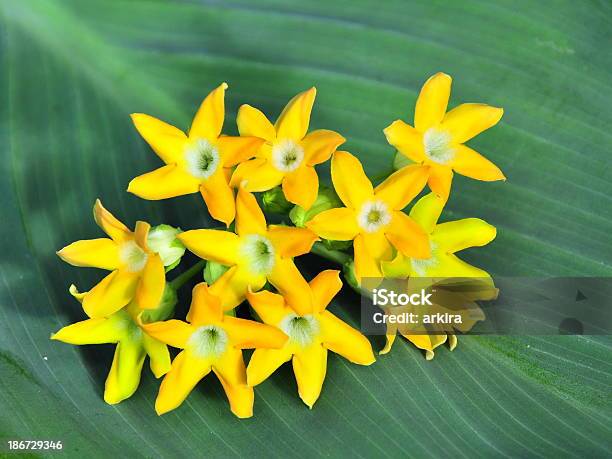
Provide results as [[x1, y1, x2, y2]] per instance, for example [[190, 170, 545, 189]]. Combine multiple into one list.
[[384, 72, 505, 201]]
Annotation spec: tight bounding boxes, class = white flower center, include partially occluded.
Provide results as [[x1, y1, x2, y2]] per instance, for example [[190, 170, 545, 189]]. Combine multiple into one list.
[[280, 313, 319, 347], [240, 234, 276, 275], [423, 128, 454, 164], [187, 325, 228, 359], [410, 241, 439, 276], [272, 139, 304, 172], [357, 200, 392, 233], [185, 138, 220, 179], [120, 240, 148, 272]]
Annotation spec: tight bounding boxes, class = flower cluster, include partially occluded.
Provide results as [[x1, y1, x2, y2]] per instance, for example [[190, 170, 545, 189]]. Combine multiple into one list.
[[53, 74, 503, 417]]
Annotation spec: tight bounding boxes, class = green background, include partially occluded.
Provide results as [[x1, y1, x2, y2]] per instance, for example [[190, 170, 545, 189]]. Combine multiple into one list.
[[1, 0, 610, 457]]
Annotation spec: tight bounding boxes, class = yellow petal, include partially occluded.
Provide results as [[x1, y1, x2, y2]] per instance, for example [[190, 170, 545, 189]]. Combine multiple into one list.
[[143, 335, 171, 378], [131, 113, 187, 164], [136, 254, 165, 309], [427, 165, 453, 201], [320, 311, 375, 364], [353, 233, 389, 282], [209, 266, 266, 311], [235, 187, 267, 236], [212, 347, 254, 418], [305, 207, 359, 241], [451, 144, 505, 181], [57, 238, 119, 270], [267, 225, 318, 258], [383, 120, 426, 163], [301, 129, 345, 165], [134, 221, 150, 251], [82, 270, 140, 318], [237, 104, 275, 141], [155, 351, 211, 415], [282, 165, 319, 210], [400, 333, 447, 354], [275, 87, 316, 141], [223, 316, 288, 349], [268, 258, 313, 316], [199, 170, 236, 226], [217, 135, 265, 167], [380, 252, 412, 278], [246, 347, 292, 386], [178, 229, 239, 265], [308, 270, 342, 312], [414, 72, 452, 131], [441, 103, 504, 144], [385, 211, 430, 259], [93, 199, 130, 242], [127, 164, 200, 200], [292, 344, 327, 408], [379, 333, 396, 355], [409, 192, 445, 234], [51, 315, 125, 344], [245, 289, 288, 325], [374, 164, 429, 210], [68, 284, 86, 303], [142, 319, 194, 349], [331, 151, 373, 209], [189, 82, 227, 141], [433, 218, 496, 253], [427, 252, 492, 278], [230, 158, 284, 192], [104, 340, 147, 404], [186, 282, 223, 325]]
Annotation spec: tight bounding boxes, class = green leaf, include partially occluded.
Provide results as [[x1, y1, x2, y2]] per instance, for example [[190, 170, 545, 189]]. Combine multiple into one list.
[[1, 0, 610, 456]]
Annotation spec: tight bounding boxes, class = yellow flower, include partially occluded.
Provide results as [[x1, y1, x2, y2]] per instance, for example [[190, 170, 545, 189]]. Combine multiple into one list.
[[306, 151, 430, 283], [51, 285, 171, 404], [178, 187, 319, 311], [246, 270, 375, 408], [128, 83, 264, 226], [384, 72, 505, 201], [143, 283, 288, 417], [230, 88, 345, 210], [57, 200, 165, 318]]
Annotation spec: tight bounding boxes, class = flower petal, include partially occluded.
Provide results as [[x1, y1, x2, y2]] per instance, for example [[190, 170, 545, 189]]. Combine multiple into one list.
[[331, 151, 373, 209], [245, 289, 288, 325], [441, 103, 504, 144], [209, 266, 266, 311], [282, 165, 319, 210], [320, 311, 375, 364], [385, 211, 430, 259], [275, 87, 316, 141], [136, 254, 165, 310], [134, 221, 150, 251], [268, 258, 313, 316], [451, 144, 505, 181], [267, 225, 318, 258], [427, 165, 453, 201], [131, 113, 187, 164], [178, 229, 239, 265], [380, 252, 412, 279], [353, 234, 384, 282], [155, 351, 211, 415], [292, 344, 327, 408], [414, 72, 452, 131], [57, 238, 119, 270], [212, 347, 254, 418], [305, 207, 359, 241], [379, 333, 397, 355], [374, 164, 429, 210], [433, 218, 496, 253], [93, 199, 131, 242], [237, 104, 275, 141], [309, 270, 342, 312], [142, 320, 194, 349], [143, 335, 171, 378], [383, 120, 426, 163], [217, 135, 265, 167], [186, 282, 223, 325], [427, 252, 492, 278], [399, 333, 447, 356], [104, 340, 147, 404], [246, 348, 293, 386], [189, 82, 227, 141], [301, 129, 345, 165], [82, 270, 140, 318], [51, 315, 125, 344], [235, 187, 267, 236], [199, 170, 236, 226], [223, 316, 288, 349], [230, 158, 284, 192], [127, 164, 200, 200], [409, 192, 445, 234]]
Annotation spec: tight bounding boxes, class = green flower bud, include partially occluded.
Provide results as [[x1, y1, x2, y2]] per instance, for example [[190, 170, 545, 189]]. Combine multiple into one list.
[[323, 239, 353, 251], [393, 151, 415, 171], [139, 284, 177, 323], [204, 260, 230, 285], [290, 186, 342, 228], [262, 186, 293, 214], [147, 224, 186, 271]]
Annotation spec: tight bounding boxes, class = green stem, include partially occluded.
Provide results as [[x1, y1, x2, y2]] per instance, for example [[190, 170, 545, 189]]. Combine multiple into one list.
[[170, 260, 206, 289], [310, 241, 351, 265]]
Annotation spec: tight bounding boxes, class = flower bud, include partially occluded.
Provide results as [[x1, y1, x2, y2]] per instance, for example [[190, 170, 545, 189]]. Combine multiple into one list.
[[139, 284, 177, 323], [262, 187, 293, 214], [147, 224, 186, 270], [204, 260, 229, 285], [290, 186, 342, 228]]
